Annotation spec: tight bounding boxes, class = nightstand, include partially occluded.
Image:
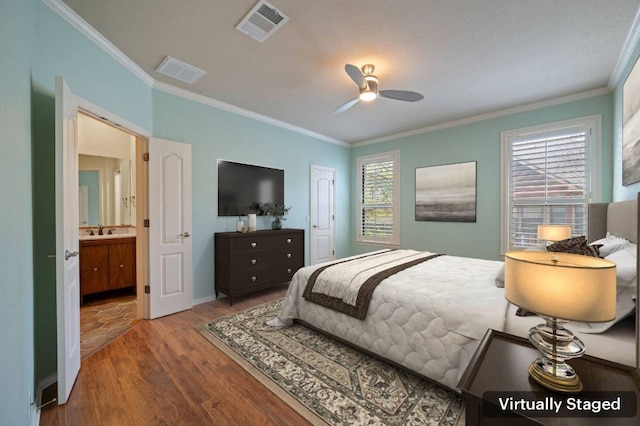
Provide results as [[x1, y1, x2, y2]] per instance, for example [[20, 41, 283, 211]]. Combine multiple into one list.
[[458, 329, 640, 425]]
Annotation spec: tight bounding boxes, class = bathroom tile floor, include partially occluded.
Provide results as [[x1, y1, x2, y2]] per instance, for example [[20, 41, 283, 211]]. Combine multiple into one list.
[[80, 293, 138, 359]]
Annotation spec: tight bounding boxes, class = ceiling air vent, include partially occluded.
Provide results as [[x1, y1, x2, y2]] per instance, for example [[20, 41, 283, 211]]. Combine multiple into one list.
[[155, 56, 206, 85], [236, 0, 289, 42]]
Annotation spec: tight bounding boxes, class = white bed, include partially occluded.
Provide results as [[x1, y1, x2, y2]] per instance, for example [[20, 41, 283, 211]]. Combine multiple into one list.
[[269, 198, 638, 391]]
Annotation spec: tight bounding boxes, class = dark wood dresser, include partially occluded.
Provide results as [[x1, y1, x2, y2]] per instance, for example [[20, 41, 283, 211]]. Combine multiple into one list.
[[214, 229, 304, 305]]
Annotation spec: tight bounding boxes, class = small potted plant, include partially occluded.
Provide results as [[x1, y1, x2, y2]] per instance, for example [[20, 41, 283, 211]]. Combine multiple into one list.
[[258, 202, 291, 230]]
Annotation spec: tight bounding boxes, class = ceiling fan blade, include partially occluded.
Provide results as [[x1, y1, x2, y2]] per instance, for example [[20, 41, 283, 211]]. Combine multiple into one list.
[[345, 64, 367, 90], [379, 90, 424, 102], [333, 98, 359, 114]]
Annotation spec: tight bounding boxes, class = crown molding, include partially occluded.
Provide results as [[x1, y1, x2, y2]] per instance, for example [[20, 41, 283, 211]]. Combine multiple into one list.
[[609, 3, 640, 88], [153, 81, 348, 147], [43, 0, 154, 86], [352, 87, 611, 147]]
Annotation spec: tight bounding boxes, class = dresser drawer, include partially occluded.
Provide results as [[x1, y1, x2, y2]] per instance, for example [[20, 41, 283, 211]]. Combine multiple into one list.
[[232, 263, 300, 292], [229, 233, 302, 254], [233, 249, 303, 271]]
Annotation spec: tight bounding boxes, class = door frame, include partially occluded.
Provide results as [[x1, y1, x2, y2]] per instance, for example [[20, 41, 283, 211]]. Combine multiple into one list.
[[73, 99, 151, 321]]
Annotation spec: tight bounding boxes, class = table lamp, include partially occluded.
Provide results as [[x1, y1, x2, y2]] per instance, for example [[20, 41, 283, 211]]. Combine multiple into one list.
[[537, 224, 571, 246], [504, 251, 616, 393]]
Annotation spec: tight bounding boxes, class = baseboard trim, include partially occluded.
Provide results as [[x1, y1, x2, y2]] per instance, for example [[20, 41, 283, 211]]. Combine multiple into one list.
[[36, 373, 57, 406], [192, 294, 217, 306], [32, 405, 40, 426]]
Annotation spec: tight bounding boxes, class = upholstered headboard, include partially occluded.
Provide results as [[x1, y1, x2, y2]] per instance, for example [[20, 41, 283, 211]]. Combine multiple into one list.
[[588, 199, 638, 244], [589, 195, 640, 368]]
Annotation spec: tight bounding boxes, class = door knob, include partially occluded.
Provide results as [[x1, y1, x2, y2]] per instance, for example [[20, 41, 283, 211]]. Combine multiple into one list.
[[65, 250, 79, 260], [179, 232, 191, 238], [312, 225, 318, 228]]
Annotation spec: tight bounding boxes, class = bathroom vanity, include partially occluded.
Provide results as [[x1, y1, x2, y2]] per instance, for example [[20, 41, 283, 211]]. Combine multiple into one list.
[[79, 234, 136, 303]]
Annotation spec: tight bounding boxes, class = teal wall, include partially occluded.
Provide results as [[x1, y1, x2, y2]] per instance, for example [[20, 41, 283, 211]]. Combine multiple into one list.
[[152, 90, 352, 301], [613, 38, 640, 201], [351, 94, 614, 260], [0, 0, 35, 423]]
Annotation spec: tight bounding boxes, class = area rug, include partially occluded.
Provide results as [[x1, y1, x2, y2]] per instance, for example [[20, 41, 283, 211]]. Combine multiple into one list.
[[198, 299, 463, 425]]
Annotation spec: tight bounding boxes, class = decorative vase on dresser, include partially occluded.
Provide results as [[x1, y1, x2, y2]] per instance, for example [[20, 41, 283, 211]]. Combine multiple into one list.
[[214, 229, 304, 305]]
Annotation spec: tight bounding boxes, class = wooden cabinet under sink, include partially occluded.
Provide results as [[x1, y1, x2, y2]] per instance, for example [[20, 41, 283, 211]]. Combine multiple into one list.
[[79, 237, 136, 303]]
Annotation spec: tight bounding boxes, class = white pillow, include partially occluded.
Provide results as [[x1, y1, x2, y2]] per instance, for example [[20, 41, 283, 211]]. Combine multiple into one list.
[[589, 232, 632, 257], [573, 245, 637, 333], [606, 246, 636, 289]]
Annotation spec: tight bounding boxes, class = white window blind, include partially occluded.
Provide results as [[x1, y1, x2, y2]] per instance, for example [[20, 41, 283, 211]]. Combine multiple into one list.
[[502, 117, 599, 251], [356, 151, 399, 245]]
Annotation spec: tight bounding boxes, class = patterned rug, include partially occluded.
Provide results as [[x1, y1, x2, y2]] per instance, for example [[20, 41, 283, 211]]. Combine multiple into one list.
[[198, 299, 463, 425]]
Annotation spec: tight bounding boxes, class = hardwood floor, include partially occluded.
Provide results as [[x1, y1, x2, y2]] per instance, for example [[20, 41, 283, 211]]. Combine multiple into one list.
[[40, 285, 311, 426]]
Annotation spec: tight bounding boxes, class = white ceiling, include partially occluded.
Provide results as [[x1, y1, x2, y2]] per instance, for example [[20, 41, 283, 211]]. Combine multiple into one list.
[[61, 0, 640, 144]]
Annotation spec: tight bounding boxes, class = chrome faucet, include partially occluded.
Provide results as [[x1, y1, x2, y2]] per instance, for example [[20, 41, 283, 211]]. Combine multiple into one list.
[[98, 224, 104, 235]]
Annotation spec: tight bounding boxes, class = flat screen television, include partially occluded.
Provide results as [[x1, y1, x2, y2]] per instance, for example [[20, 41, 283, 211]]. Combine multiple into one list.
[[218, 160, 285, 216]]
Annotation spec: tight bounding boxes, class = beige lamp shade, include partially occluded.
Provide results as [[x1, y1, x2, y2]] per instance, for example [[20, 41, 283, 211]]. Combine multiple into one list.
[[504, 251, 616, 322], [537, 224, 571, 242]]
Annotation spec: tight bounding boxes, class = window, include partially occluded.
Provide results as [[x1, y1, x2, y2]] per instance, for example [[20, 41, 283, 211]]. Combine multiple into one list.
[[356, 151, 400, 245], [501, 116, 600, 252]]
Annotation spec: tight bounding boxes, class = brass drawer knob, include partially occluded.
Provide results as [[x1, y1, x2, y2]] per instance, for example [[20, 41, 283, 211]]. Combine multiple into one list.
[[286, 238, 292, 244], [251, 276, 257, 282], [93, 267, 98, 272], [251, 242, 257, 248], [120, 264, 124, 268], [251, 259, 257, 265], [287, 253, 291, 258], [287, 268, 292, 274]]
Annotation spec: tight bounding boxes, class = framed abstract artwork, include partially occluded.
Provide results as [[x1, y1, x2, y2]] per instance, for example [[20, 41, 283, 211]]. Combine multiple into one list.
[[623, 56, 640, 186], [415, 161, 476, 222]]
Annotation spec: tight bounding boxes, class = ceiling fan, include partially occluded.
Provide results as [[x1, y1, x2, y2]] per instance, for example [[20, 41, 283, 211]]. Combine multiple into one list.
[[333, 64, 424, 114]]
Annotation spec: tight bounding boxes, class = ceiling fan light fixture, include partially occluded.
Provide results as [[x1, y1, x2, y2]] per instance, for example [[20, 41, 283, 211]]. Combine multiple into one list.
[[359, 90, 377, 102], [360, 75, 378, 101], [334, 63, 423, 113]]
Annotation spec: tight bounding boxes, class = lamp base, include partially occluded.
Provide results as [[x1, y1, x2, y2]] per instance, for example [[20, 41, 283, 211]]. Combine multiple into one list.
[[528, 358, 583, 394]]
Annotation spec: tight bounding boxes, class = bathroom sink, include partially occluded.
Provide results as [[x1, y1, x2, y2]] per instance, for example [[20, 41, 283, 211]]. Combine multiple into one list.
[[79, 234, 135, 241], [79, 228, 136, 240]]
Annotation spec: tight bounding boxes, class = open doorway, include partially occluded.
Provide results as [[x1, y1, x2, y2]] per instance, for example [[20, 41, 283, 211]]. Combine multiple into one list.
[[77, 111, 144, 358]]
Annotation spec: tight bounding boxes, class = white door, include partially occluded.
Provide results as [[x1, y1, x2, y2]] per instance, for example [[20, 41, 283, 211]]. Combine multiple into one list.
[[310, 165, 336, 264], [55, 76, 80, 404], [148, 138, 193, 319]]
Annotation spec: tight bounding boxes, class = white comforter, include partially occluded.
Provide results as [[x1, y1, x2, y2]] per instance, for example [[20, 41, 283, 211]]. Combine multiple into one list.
[[270, 251, 508, 390]]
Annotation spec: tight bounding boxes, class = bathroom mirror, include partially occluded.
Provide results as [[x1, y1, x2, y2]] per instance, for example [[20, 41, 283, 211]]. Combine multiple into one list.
[[79, 155, 134, 226], [78, 113, 136, 227]]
